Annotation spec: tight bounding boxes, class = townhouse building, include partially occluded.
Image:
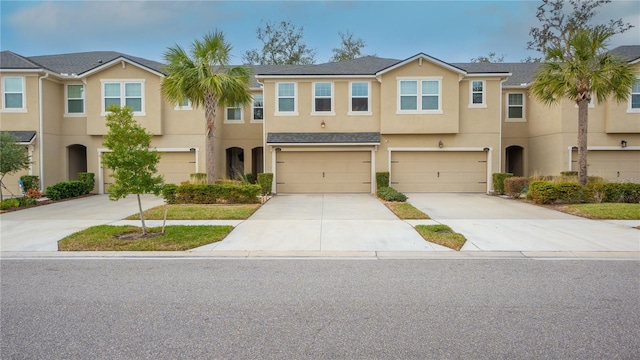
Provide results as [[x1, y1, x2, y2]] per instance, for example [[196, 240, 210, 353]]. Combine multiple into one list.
[[1, 46, 638, 197]]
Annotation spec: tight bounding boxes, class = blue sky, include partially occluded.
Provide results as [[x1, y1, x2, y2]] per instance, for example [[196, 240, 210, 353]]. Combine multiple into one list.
[[1, 0, 638, 64]]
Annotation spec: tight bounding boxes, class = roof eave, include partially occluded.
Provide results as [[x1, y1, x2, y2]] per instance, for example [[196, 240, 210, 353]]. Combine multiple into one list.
[[376, 53, 467, 77], [256, 74, 377, 79], [267, 142, 381, 146], [78, 57, 165, 78]]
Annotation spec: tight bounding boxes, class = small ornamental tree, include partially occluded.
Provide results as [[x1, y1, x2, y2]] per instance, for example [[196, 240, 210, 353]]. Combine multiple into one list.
[[102, 105, 163, 235], [0, 132, 31, 202]]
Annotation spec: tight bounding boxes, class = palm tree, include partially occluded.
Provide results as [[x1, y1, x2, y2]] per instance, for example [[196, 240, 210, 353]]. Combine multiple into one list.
[[161, 31, 252, 183], [531, 26, 635, 186]]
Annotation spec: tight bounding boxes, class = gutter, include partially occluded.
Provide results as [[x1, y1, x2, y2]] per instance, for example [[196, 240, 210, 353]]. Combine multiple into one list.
[[38, 72, 49, 191]]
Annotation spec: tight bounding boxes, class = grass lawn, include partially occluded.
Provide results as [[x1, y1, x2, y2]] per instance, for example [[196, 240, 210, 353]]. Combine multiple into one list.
[[554, 203, 640, 220], [415, 224, 466, 251], [384, 202, 430, 219], [125, 204, 260, 220], [59, 225, 232, 251]]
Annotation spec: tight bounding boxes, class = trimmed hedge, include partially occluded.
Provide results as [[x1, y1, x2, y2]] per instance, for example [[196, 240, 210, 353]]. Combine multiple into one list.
[[528, 180, 558, 204], [1, 198, 20, 210], [376, 172, 390, 190], [504, 177, 529, 199], [528, 180, 640, 204], [162, 183, 261, 204], [492, 173, 513, 195], [77, 172, 95, 193], [377, 186, 407, 202], [45, 180, 90, 200], [20, 175, 39, 191], [556, 181, 584, 204], [257, 173, 273, 196]]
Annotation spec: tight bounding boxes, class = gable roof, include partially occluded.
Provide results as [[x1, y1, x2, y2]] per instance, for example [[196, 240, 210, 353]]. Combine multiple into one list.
[[1, 131, 37, 145], [0, 51, 42, 71], [608, 45, 640, 63]]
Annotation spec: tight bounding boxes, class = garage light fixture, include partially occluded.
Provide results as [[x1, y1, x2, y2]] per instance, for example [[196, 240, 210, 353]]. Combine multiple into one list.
[[438, 140, 443, 148], [621, 140, 627, 148], [321, 121, 325, 128]]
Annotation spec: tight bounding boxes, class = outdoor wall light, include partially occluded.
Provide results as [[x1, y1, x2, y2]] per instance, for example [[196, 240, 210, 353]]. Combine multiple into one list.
[[483, 147, 490, 152], [321, 120, 325, 128], [621, 140, 627, 148], [189, 147, 196, 152], [572, 146, 578, 150], [438, 140, 443, 148]]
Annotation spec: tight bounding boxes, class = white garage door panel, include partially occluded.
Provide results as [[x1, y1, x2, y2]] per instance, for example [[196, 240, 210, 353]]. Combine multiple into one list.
[[277, 151, 371, 193], [391, 151, 487, 192], [572, 150, 640, 182], [104, 152, 195, 192]]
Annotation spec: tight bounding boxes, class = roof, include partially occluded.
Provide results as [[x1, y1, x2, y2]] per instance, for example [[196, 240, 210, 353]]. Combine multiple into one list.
[[0, 51, 42, 70], [256, 56, 401, 76], [608, 45, 640, 63], [1, 131, 37, 144], [267, 132, 380, 144]]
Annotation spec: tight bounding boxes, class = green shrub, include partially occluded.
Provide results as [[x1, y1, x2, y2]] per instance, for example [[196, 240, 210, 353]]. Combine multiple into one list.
[[560, 171, 578, 177], [45, 181, 88, 200], [244, 173, 257, 185], [377, 187, 407, 202], [20, 175, 39, 191], [189, 173, 207, 185], [171, 183, 261, 204], [529, 180, 558, 204], [257, 173, 273, 196], [556, 181, 584, 204], [16, 196, 37, 207], [77, 172, 95, 193], [1, 198, 20, 210], [161, 184, 178, 204], [376, 172, 390, 190], [504, 177, 529, 199], [492, 173, 513, 195], [585, 182, 606, 203]]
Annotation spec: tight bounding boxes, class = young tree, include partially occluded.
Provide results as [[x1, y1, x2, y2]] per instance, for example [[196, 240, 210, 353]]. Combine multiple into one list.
[[162, 31, 252, 183], [530, 27, 635, 186], [470, 52, 505, 63], [0, 132, 31, 202], [243, 21, 316, 65], [330, 31, 372, 62], [527, 0, 633, 56], [102, 105, 164, 235]]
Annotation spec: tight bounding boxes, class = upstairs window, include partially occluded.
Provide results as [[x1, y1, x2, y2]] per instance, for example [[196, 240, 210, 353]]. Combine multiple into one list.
[[174, 98, 192, 110], [470, 80, 485, 107], [3, 76, 24, 110], [102, 80, 144, 114], [507, 93, 525, 121], [252, 95, 264, 121], [350, 82, 370, 113], [276, 82, 296, 114], [630, 78, 640, 111], [398, 78, 441, 113], [313, 82, 333, 113], [66, 84, 85, 115], [226, 106, 243, 122]]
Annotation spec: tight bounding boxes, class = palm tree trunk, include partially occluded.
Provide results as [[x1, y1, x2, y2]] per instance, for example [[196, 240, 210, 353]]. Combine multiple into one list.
[[577, 99, 589, 186], [204, 92, 218, 184], [137, 194, 147, 235]]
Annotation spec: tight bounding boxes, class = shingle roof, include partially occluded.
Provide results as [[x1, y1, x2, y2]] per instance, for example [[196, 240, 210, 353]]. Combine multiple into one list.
[[267, 132, 380, 144], [27, 51, 165, 76], [255, 56, 401, 76], [1, 131, 37, 144], [453, 62, 540, 86], [608, 45, 640, 62], [0, 51, 42, 70]]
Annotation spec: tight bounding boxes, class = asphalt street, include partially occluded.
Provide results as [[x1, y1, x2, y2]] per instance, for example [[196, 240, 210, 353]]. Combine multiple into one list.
[[2, 258, 639, 359]]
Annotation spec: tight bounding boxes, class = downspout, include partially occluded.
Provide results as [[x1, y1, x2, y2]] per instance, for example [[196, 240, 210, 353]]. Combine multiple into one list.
[[498, 78, 506, 174], [38, 72, 49, 191]]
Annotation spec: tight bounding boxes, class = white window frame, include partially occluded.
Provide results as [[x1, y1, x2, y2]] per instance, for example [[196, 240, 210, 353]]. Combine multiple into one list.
[[469, 80, 486, 108], [275, 82, 297, 116], [65, 84, 85, 116], [2, 76, 26, 112], [174, 98, 192, 111], [251, 94, 264, 122], [349, 81, 371, 115], [629, 77, 640, 113], [312, 82, 334, 115], [506, 92, 525, 122], [396, 77, 442, 114], [101, 80, 145, 116], [224, 105, 244, 123]]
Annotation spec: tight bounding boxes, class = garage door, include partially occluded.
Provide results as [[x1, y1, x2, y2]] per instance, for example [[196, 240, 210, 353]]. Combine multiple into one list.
[[572, 150, 639, 182], [390, 151, 487, 192], [104, 151, 196, 192], [276, 151, 371, 193]]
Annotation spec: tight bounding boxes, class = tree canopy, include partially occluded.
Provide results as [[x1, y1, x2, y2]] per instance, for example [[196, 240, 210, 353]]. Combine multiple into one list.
[[243, 21, 316, 65], [331, 31, 372, 62], [0, 132, 31, 201]]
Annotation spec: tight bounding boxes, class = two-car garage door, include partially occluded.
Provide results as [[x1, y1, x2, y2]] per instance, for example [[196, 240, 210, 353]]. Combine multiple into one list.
[[390, 151, 488, 192], [276, 151, 371, 193]]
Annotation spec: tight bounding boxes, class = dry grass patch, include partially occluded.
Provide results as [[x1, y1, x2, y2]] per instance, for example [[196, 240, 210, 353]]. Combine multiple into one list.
[[59, 225, 232, 251], [552, 203, 640, 220], [415, 224, 466, 251], [384, 202, 430, 219], [126, 204, 260, 220]]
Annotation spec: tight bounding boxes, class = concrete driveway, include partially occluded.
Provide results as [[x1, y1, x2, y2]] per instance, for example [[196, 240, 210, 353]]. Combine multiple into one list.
[[406, 193, 640, 252], [195, 194, 448, 252]]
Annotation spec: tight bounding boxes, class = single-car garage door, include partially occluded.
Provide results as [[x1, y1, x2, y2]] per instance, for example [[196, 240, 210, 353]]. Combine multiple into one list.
[[276, 151, 371, 193], [391, 151, 487, 192], [104, 151, 196, 192], [572, 150, 639, 181]]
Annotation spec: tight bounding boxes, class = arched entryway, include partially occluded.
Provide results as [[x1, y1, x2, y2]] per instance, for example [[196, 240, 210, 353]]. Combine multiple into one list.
[[252, 147, 264, 175], [505, 145, 524, 176], [226, 147, 244, 180], [67, 144, 87, 180]]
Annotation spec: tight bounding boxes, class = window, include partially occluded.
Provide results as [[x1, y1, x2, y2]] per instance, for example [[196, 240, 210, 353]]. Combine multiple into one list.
[[313, 82, 333, 113], [226, 106, 243, 122], [3, 76, 24, 110], [66, 84, 84, 115], [630, 78, 640, 111], [252, 95, 264, 121], [276, 82, 296, 114], [174, 98, 192, 110], [102, 81, 144, 114], [507, 93, 524, 120], [398, 78, 441, 113], [350, 82, 370, 113], [470, 80, 485, 107]]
